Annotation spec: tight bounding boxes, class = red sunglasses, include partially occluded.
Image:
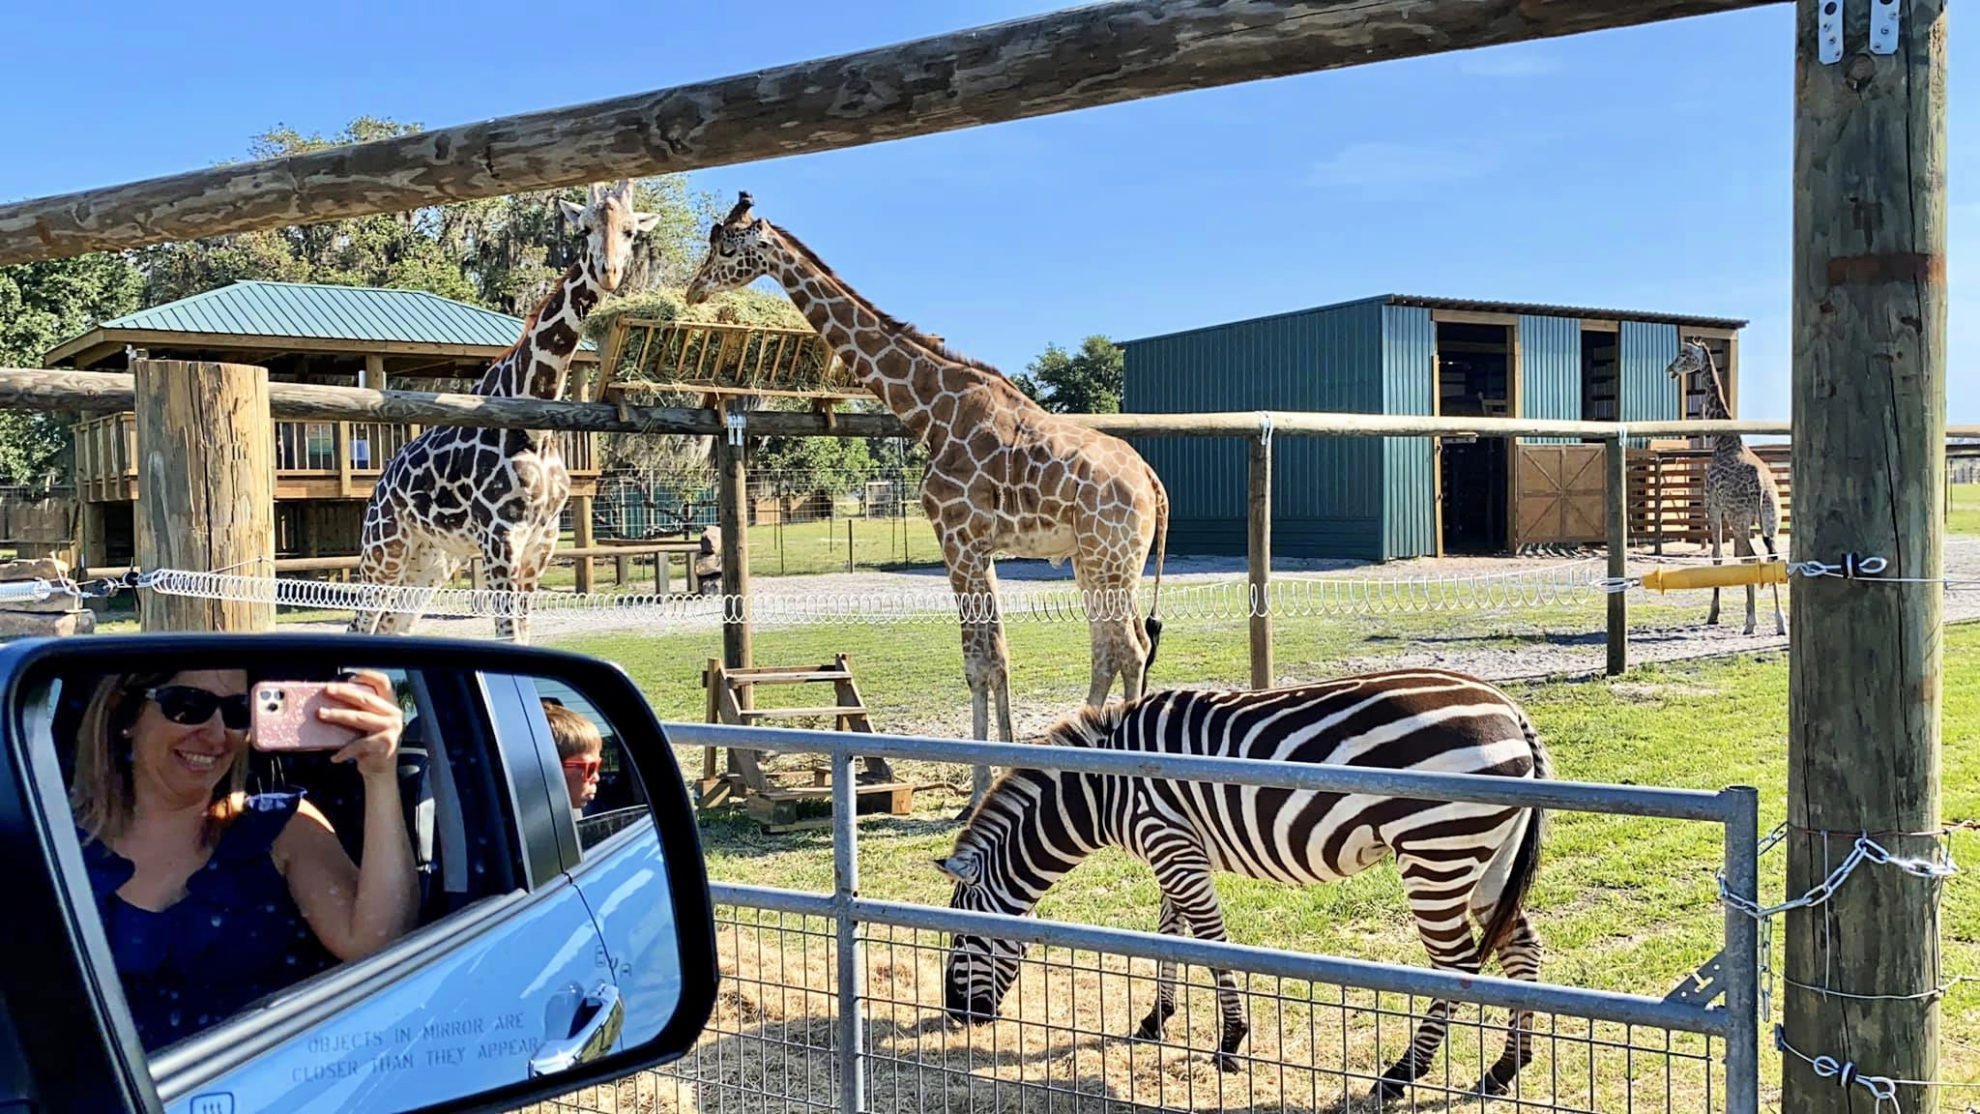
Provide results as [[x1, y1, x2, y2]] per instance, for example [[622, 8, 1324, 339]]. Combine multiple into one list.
[[562, 756, 601, 778]]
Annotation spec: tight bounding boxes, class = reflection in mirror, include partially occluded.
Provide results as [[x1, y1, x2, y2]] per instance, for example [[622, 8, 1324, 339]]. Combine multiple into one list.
[[22, 654, 688, 1113]]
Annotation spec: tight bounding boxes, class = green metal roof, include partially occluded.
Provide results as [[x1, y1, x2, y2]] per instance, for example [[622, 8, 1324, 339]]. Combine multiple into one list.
[[96, 280, 597, 351]]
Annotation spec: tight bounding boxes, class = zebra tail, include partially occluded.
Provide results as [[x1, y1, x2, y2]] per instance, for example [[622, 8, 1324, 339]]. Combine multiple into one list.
[[1141, 465, 1169, 691], [1474, 715, 1550, 962]]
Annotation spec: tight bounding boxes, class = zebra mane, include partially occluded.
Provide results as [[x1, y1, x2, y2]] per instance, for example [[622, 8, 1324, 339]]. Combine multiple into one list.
[[1039, 701, 1126, 750], [949, 702, 1128, 833]]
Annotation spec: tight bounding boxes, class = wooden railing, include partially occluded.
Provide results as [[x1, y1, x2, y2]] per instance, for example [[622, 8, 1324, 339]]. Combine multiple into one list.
[[1627, 445, 1794, 552], [74, 413, 597, 498], [600, 319, 867, 400]]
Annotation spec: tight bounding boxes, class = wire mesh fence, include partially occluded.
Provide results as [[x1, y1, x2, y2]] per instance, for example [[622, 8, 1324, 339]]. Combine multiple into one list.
[[530, 906, 1728, 1114], [519, 732, 1758, 1114]]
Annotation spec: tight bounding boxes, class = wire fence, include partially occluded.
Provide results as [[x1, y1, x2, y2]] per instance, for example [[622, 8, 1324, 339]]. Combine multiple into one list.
[[534, 907, 1729, 1114], [517, 727, 1762, 1114]]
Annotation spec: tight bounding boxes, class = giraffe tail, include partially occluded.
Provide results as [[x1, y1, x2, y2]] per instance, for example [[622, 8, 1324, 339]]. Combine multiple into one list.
[[1141, 465, 1169, 690]]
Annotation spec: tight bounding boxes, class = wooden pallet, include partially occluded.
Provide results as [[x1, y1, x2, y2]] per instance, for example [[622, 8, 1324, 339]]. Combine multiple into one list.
[[698, 654, 913, 833]]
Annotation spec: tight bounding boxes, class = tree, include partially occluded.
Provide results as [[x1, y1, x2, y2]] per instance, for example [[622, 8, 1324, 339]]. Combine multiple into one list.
[[134, 116, 718, 313], [1012, 334, 1124, 414], [0, 254, 143, 484]]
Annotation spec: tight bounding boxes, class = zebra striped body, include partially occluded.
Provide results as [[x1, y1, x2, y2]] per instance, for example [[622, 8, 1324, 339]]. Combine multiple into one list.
[[936, 667, 1550, 1101]]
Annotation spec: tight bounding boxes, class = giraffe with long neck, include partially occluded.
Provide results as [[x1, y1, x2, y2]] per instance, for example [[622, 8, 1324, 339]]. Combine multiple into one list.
[[685, 193, 1169, 805], [1665, 339, 1786, 636], [351, 179, 658, 643]]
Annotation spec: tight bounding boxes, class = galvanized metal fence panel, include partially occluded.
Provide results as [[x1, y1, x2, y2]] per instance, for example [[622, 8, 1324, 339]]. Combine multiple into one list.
[[528, 726, 1761, 1114]]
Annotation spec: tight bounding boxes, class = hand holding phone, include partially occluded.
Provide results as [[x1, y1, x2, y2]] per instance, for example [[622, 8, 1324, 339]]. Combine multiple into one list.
[[251, 681, 365, 752]]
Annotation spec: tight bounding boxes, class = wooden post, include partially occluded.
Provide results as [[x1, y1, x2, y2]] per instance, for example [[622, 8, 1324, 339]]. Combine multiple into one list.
[[716, 431, 752, 675], [1783, 0, 1947, 1109], [1605, 435, 1628, 675], [571, 494, 595, 593], [133, 361, 274, 632], [1247, 430, 1273, 689]]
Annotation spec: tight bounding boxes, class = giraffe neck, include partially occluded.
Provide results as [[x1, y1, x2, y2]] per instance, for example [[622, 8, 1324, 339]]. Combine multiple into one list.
[[1695, 352, 1742, 454], [768, 242, 1010, 444], [476, 261, 602, 399]]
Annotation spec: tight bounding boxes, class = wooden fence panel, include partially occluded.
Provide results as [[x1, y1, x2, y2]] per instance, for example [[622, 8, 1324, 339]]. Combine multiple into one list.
[[1628, 445, 1792, 551]]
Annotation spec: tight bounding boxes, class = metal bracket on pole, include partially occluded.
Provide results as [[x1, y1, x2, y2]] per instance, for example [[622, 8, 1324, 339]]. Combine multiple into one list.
[[1818, 0, 1845, 63], [1868, 0, 1900, 55], [726, 411, 747, 447]]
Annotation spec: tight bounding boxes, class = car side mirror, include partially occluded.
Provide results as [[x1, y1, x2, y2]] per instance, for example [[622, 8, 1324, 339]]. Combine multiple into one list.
[[0, 632, 717, 1114]]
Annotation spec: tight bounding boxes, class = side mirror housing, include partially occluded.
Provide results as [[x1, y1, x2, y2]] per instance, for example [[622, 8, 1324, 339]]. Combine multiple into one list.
[[0, 632, 717, 1114]]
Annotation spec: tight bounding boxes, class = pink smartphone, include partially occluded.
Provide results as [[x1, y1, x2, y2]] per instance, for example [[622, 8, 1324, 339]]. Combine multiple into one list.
[[251, 681, 362, 752]]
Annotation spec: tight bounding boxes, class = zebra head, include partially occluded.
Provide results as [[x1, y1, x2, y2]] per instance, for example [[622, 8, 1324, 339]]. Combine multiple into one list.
[[933, 843, 1028, 1025]]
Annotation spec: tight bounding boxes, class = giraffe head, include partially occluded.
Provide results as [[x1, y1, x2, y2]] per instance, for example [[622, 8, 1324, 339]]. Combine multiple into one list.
[[558, 179, 660, 294], [684, 192, 776, 304], [1665, 338, 1713, 383]]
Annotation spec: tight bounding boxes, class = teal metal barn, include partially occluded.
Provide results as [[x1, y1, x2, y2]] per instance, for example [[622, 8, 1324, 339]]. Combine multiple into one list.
[[1119, 294, 1747, 561]]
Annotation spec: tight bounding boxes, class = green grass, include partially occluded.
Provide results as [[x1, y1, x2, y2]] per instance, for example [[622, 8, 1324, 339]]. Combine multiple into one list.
[[1953, 482, 1980, 536], [546, 620, 1980, 1111]]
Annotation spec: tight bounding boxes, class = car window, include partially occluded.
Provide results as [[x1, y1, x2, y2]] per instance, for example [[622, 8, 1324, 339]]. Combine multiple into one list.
[[34, 662, 527, 1058], [527, 677, 650, 854]]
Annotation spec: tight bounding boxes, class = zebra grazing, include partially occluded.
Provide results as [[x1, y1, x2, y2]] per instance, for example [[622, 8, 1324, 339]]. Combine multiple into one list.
[[934, 667, 1550, 1101]]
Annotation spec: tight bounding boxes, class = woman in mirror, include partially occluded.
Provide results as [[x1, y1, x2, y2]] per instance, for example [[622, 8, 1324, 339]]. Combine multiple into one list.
[[68, 668, 420, 1050]]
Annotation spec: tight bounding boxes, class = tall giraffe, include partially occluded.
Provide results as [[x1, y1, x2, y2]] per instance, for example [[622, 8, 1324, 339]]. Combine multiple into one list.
[[1665, 339, 1786, 636], [351, 180, 658, 643], [684, 193, 1169, 800]]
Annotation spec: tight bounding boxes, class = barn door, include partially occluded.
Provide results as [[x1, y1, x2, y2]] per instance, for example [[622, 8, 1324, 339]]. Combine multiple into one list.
[[1513, 444, 1607, 548]]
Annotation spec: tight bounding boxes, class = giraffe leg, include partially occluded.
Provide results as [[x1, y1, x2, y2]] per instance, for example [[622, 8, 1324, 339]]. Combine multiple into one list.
[[351, 499, 410, 635], [481, 526, 531, 644], [1705, 514, 1724, 626], [366, 542, 460, 637], [1760, 504, 1787, 636], [945, 548, 1010, 816], [1075, 560, 1145, 707], [1735, 529, 1758, 636]]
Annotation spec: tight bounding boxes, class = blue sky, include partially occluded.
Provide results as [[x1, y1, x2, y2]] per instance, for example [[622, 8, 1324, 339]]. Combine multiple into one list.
[[6, 1, 1972, 421]]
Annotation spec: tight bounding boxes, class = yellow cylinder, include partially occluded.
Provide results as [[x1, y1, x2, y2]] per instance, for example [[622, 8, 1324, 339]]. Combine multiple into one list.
[[1638, 561, 1789, 593]]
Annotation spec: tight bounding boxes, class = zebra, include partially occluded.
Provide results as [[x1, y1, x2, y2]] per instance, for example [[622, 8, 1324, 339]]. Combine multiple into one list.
[[933, 667, 1550, 1101]]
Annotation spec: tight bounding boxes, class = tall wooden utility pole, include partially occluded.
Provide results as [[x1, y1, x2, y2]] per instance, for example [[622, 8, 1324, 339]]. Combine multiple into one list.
[[1784, 0, 1947, 1109]]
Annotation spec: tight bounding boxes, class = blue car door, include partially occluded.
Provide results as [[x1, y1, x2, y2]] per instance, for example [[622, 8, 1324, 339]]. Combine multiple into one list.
[[151, 670, 617, 1114], [522, 678, 684, 1052]]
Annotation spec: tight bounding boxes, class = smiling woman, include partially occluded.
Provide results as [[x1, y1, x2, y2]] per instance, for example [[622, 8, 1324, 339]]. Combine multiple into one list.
[[66, 667, 419, 1051]]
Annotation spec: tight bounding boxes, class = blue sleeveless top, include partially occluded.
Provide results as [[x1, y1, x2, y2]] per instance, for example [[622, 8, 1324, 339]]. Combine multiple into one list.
[[79, 791, 337, 1051]]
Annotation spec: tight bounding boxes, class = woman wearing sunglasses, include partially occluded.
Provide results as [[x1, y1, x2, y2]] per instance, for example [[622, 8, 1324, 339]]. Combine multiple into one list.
[[67, 668, 419, 1051]]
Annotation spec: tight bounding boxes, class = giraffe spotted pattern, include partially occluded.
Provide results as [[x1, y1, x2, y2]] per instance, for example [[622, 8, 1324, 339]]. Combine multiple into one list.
[[351, 179, 659, 644], [684, 193, 1171, 804]]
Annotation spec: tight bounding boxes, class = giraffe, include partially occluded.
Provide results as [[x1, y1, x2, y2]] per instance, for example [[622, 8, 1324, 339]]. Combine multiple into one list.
[[1665, 338, 1786, 637], [350, 179, 659, 643], [684, 193, 1170, 804]]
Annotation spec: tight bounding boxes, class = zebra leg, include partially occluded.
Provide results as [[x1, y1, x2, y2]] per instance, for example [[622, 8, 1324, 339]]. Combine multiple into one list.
[[1376, 853, 1493, 1102], [1478, 911, 1541, 1095], [1131, 895, 1182, 1041], [1151, 851, 1249, 1072]]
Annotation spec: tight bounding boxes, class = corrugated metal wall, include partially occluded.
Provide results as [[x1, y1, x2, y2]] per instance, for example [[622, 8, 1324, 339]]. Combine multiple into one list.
[[1380, 305, 1435, 559], [1619, 321, 1682, 445], [1122, 300, 1386, 559], [1517, 314, 1583, 445]]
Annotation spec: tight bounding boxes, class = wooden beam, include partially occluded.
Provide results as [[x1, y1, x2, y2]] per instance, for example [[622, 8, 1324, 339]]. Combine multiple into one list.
[[11, 367, 1978, 443], [1605, 436, 1628, 675], [1247, 432, 1273, 688], [133, 361, 274, 632], [1782, 0, 1947, 1109], [0, 0, 1780, 264]]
